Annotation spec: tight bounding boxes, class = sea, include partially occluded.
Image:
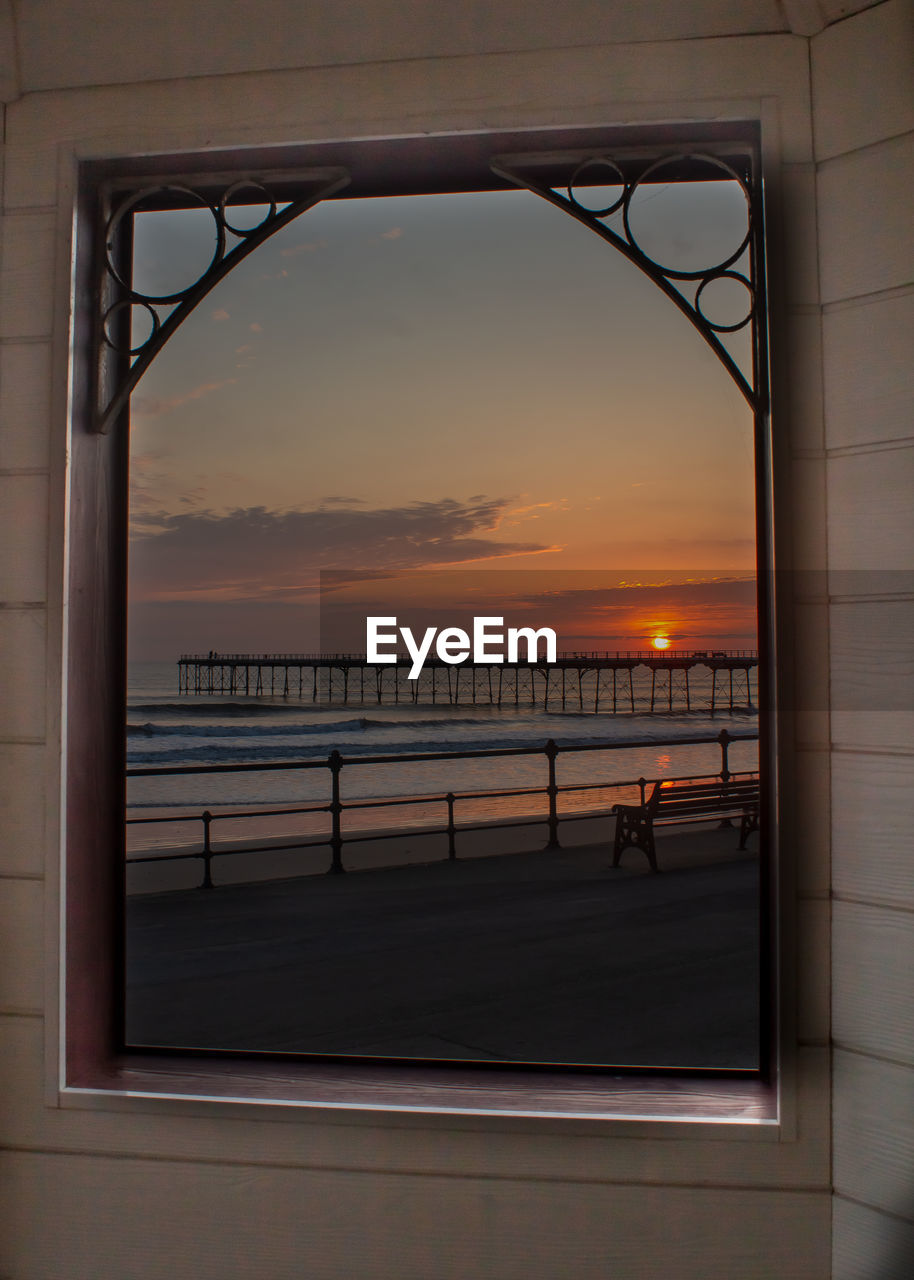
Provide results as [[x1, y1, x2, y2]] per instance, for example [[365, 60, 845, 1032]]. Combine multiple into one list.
[[126, 660, 759, 857]]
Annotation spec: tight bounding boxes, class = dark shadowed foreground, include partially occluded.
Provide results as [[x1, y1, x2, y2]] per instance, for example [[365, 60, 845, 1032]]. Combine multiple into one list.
[[126, 828, 760, 1069]]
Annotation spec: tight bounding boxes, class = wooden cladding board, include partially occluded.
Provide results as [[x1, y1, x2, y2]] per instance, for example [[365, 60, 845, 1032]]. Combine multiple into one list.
[[0, 342, 53, 471], [832, 752, 914, 909], [833, 901, 914, 1066], [830, 599, 914, 751], [812, 0, 914, 161], [823, 289, 914, 452], [0, 474, 49, 601], [0, 608, 47, 740], [833, 1196, 914, 1280], [827, 446, 914, 572], [0, 211, 57, 340], [0, 881, 44, 1014], [0, 1148, 830, 1280], [834, 1048, 914, 1222], [11, 1, 793, 93], [817, 133, 914, 304], [0, 743, 47, 876]]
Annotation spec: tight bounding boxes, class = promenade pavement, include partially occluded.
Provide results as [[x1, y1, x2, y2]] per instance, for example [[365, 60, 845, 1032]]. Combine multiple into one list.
[[126, 824, 761, 1070]]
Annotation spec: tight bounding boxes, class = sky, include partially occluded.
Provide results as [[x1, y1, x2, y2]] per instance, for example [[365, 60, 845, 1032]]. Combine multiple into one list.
[[126, 180, 759, 660]]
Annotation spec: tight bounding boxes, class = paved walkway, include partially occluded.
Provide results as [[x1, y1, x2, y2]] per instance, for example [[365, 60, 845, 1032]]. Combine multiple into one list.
[[126, 827, 761, 1069]]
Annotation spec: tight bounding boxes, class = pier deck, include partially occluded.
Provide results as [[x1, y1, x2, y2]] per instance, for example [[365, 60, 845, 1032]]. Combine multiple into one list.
[[178, 650, 759, 713]]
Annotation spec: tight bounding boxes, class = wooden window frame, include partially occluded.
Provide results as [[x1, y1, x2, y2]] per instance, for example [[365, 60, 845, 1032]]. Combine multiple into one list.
[[61, 122, 781, 1124]]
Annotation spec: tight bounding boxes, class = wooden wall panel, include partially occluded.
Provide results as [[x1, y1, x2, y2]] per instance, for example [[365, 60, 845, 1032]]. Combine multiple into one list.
[[0, 1149, 831, 1280], [832, 752, 914, 909], [827, 447, 914, 572], [781, 163, 821, 308], [817, 133, 914, 304], [797, 899, 830, 1044], [5, 35, 815, 161], [811, 0, 914, 161], [0, 342, 53, 471], [0, 211, 56, 339], [0, 474, 48, 601], [833, 1048, 914, 1222], [14, 1, 792, 93], [0, 744, 47, 876], [0, 608, 47, 740], [0, 1018, 832, 1190], [0, 880, 44, 1014], [833, 1196, 914, 1280], [830, 600, 914, 752], [823, 289, 914, 452], [783, 309, 824, 455], [793, 600, 831, 749], [794, 748, 831, 899], [832, 901, 914, 1066]]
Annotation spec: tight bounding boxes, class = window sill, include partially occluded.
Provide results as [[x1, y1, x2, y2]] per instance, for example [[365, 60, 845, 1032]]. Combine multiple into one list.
[[64, 1054, 777, 1129]]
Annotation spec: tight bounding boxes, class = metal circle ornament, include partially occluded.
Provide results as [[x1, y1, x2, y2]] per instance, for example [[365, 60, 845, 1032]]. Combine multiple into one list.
[[219, 181, 277, 237], [105, 185, 224, 304], [695, 271, 754, 332], [567, 157, 627, 218], [101, 298, 159, 354], [623, 154, 752, 280]]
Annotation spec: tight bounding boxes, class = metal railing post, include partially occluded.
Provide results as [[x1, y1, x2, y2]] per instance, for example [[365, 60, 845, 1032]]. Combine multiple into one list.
[[128, 727, 758, 878], [328, 749, 345, 874], [718, 729, 732, 786], [545, 739, 560, 849], [717, 729, 734, 826], [446, 792, 457, 860], [200, 810, 214, 889]]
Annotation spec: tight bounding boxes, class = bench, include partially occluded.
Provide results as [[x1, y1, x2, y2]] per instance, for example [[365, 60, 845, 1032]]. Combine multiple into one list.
[[611, 776, 759, 872]]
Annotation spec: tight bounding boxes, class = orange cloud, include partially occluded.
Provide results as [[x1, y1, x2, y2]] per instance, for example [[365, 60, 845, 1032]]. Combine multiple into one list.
[[279, 240, 328, 257], [131, 378, 237, 419]]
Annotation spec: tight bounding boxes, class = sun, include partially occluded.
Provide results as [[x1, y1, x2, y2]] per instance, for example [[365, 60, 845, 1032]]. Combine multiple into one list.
[[651, 634, 671, 651]]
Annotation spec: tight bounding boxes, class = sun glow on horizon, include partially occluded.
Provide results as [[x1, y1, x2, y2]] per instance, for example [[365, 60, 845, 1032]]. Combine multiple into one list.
[[651, 634, 671, 650]]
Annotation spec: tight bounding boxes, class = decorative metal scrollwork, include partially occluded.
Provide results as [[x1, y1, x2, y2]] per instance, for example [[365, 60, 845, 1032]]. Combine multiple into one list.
[[94, 170, 351, 432], [491, 150, 768, 412], [95, 147, 768, 430]]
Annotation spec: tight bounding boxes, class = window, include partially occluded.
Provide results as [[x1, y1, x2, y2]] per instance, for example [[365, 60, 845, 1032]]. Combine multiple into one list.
[[65, 125, 776, 1114]]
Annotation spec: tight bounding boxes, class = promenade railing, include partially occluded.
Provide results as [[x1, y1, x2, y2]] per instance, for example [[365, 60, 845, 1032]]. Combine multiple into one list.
[[179, 650, 760, 663], [126, 729, 758, 889]]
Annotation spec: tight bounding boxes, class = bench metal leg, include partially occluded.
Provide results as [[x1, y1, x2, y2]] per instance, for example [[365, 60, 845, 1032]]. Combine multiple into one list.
[[612, 806, 659, 872], [738, 806, 759, 850]]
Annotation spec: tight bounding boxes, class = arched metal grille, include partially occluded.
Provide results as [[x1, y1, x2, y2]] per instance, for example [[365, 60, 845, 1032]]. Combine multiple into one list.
[[491, 148, 768, 413], [94, 169, 350, 432], [93, 143, 768, 430]]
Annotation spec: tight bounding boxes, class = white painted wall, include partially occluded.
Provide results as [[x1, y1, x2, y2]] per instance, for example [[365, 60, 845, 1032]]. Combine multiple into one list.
[[0, 1, 906, 1275], [809, 4, 914, 1277]]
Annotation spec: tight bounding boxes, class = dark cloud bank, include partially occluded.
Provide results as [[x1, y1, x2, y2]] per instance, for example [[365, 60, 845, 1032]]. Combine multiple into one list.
[[130, 496, 554, 601]]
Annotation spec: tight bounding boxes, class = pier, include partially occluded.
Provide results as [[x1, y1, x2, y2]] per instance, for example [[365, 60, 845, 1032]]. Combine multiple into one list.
[[178, 650, 759, 713]]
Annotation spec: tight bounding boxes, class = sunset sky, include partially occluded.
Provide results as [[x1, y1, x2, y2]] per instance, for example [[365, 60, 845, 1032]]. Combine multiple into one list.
[[126, 181, 758, 660]]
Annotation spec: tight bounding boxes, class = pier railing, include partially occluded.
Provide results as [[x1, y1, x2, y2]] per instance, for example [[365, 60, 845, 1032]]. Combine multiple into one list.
[[127, 729, 758, 888]]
